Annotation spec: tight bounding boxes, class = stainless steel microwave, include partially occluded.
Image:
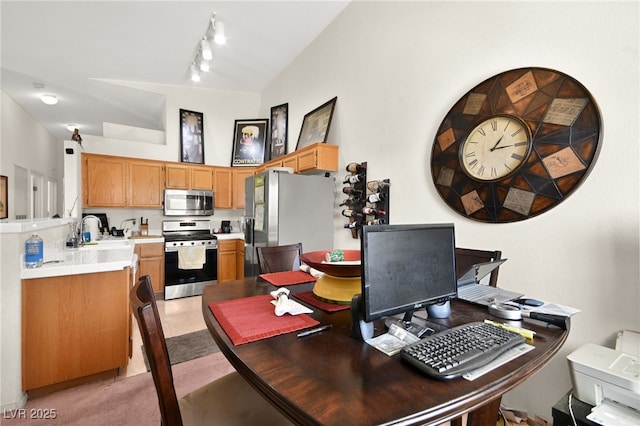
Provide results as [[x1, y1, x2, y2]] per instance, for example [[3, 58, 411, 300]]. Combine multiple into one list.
[[164, 189, 214, 216]]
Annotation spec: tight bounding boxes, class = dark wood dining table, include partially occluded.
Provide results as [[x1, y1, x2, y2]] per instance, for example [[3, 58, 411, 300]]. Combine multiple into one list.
[[201, 277, 569, 426]]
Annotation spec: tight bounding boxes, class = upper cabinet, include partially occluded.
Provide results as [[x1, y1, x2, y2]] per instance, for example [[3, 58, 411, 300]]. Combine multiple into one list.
[[232, 168, 254, 210], [83, 154, 164, 208], [83, 154, 128, 207], [255, 143, 338, 174], [165, 163, 213, 190], [128, 159, 164, 208], [82, 143, 337, 209], [212, 167, 233, 209]]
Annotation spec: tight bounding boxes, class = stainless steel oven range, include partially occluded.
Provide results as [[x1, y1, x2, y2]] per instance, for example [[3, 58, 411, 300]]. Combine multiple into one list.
[[163, 220, 217, 300]]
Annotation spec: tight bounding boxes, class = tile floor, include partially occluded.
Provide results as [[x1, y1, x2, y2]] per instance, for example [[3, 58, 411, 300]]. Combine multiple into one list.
[[120, 295, 207, 378]]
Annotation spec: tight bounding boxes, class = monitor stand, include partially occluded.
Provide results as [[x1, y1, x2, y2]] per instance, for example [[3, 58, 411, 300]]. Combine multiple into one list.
[[385, 310, 447, 338]]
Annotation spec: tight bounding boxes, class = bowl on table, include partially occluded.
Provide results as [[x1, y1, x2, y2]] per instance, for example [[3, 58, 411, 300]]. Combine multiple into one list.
[[300, 250, 361, 304]]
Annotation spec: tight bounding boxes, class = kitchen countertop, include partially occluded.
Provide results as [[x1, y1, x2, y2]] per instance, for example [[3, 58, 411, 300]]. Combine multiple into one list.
[[214, 232, 244, 240], [21, 243, 136, 280]]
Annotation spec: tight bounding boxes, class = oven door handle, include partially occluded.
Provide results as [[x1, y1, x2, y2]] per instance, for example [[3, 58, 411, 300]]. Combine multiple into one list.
[[165, 245, 218, 253]]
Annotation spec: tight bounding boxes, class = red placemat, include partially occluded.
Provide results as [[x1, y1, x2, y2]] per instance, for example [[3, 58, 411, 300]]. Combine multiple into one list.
[[259, 270, 317, 286], [294, 290, 351, 312], [209, 295, 319, 345]]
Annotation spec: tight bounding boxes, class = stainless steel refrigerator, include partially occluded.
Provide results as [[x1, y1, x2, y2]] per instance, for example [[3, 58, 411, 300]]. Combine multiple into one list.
[[243, 170, 335, 277]]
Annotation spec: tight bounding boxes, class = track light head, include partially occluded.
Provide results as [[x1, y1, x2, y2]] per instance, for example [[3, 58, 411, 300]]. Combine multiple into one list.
[[200, 37, 212, 61], [190, 62, 200, 82], [214, 21, 226, 45]]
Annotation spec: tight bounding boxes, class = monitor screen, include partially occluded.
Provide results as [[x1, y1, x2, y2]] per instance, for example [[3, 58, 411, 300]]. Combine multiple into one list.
[[361, 223, 457, 322]]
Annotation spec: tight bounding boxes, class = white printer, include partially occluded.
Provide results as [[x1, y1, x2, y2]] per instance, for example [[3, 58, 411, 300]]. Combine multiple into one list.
[[567, 331, 640, 425]]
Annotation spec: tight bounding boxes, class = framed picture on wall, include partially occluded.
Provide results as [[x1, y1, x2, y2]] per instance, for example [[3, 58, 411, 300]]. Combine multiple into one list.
[[269, 103, 288, 161], [0, 175, 7, 219], [296, 96, 337, 151], [179, 109, 205, 164], [231, 119, 269, 167]]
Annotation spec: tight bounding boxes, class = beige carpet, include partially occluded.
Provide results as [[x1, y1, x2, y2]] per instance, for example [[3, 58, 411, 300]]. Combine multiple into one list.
[[4, 352, 235, 425]]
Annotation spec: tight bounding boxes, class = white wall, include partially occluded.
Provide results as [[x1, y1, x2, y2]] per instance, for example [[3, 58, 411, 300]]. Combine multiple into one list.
[[79, 82, 261, 166], [261, 1, 639, 419], [1, 92, 64, 218]]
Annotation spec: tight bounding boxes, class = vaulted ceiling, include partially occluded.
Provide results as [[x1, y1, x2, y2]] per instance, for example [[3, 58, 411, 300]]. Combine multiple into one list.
[[1, 1, 350, 141]]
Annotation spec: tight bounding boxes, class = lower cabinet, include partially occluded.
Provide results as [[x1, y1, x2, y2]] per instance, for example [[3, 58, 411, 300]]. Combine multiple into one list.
[[135, 242, 165, 293], [22, 268, 131, 391], [217, 239, 245, 283]]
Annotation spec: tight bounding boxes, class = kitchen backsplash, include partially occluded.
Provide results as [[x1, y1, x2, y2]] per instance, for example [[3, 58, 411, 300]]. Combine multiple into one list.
[[83, 207, 243, 236]]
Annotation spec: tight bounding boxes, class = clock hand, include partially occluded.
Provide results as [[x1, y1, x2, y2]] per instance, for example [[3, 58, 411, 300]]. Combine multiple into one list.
[[493, 145, 514, 150], [490, 136, 504, 151]]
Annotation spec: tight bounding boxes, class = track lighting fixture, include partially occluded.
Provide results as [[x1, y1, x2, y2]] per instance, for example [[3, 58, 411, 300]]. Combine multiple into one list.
[[188, 12, 225, 82]]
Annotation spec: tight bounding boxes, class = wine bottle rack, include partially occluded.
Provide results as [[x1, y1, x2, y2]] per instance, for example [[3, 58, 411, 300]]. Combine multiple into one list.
[[341, 161, 391, 239]]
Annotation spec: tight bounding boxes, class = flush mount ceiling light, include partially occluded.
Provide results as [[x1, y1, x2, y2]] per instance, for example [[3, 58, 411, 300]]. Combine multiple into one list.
[[66, 124, 80, 132], [41, 94, 58, 105], [188, 12, 225, 82]]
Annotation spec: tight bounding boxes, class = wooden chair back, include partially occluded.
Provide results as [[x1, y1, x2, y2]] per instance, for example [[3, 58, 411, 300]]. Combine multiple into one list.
[[256, 243, 303, 274], [455, 247, 502, 287], [130, 275, 183, 426]]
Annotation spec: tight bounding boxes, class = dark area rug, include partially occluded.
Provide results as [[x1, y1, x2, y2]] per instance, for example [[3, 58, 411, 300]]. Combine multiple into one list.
[[142, 329, 220, 371]]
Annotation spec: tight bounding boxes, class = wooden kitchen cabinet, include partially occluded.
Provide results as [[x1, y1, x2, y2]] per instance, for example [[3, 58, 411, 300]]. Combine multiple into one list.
[[128, 159, 164, 208], [83, 154, 127, 207], [213, 167, 233, 209], [254, 143, 338, 175], [22, 268, 131, 391], [135, 242, 165, 294], [218, 239, 241, 283], [165, 163, 213, 190], [232, 168, 254, 209], [236, 239, 245, 280], [296, 143, 339, 173], [165, 163, 190, 189]]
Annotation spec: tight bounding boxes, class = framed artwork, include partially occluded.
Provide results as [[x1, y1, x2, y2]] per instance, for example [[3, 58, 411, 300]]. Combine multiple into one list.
[[231, 119, 269, 167], [269, 103, 288, 161], [179, 109, 204, 164], [296, 96, 337, 151], [0, 175, 7, 219]]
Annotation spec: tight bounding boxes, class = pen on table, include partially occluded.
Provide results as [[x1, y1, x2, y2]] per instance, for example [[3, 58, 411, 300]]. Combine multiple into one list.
[[297, 324, 332, 338], [484, 319, 535, 340]]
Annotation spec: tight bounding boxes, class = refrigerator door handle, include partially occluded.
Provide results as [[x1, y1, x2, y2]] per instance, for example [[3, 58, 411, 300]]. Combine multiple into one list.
[[244, 217, 254, 244]]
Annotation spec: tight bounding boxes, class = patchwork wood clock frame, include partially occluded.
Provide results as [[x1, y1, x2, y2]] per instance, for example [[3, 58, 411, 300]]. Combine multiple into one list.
[[431, 67, 602, 223]]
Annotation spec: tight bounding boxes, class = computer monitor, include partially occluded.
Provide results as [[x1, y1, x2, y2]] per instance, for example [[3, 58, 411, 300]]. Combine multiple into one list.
[[361, 223, 457, 323]]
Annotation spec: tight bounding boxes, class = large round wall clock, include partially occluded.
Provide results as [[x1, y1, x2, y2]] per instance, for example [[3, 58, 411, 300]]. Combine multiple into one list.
[[431, 67, 602, 223]]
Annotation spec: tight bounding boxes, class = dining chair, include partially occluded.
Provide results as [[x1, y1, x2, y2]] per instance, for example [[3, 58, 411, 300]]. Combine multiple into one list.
[[130, 275, 292, 426], [455, 247, 503, 287], [256, 243, 303, 274]]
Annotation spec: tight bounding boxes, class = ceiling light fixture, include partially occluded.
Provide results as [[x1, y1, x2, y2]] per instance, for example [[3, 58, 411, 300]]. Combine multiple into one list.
[[213, 20, 226, 45], [66, 124, 80, 132], [41, 94, 58, 105], [190, 62, 201, 82], [188, 12, 225, 82]]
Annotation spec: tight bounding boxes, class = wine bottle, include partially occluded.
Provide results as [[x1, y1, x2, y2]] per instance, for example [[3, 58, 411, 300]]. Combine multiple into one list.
[[367, 192, 386, 203], [342, 209, 364, 219], [346, 162, 366, 174], [366, 180, 390, 192], [361, 206, 386, 216], [343, 220, 362, 229], [343, 173, 365, 184], [366, 218, 386, 225], [342, 187, 364, 196], [339, 197, 361, 207]]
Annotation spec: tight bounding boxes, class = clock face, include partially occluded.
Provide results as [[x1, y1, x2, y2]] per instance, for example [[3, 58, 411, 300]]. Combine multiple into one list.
[[431, 67, 602, 223], [460, 115, 531, 182]]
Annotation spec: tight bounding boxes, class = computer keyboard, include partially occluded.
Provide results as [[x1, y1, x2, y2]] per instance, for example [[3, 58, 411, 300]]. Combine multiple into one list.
[[400, 321, 526, 380]]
